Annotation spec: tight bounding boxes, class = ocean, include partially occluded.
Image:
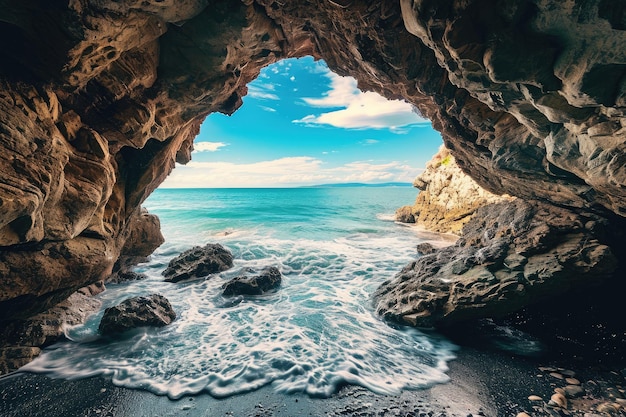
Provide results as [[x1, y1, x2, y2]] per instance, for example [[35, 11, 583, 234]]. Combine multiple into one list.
[[22, 187, 458, 399]]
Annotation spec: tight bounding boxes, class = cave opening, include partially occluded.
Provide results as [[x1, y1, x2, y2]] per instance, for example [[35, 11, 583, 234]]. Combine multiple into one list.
[[160, 56, 443, 189]]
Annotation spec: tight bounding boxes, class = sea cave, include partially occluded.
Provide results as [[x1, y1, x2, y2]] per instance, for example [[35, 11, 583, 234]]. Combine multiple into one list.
[[1, 1, 625, 416]]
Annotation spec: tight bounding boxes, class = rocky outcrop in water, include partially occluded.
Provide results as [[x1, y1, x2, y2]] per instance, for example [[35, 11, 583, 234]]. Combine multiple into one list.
[[376, 200, 618, 327], [163, 244, 234, 283], [0, 0, 625, 370], [98, 294, 176, 335], [222, 267, 282, 296], [396, 147, 511, 234]]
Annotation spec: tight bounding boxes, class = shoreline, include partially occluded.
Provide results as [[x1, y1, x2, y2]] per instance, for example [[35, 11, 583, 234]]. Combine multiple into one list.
[[2, 343, 613, 417]]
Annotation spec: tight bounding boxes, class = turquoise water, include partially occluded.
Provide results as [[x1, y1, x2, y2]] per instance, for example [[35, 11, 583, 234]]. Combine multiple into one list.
[[23, 187, 458, 399]]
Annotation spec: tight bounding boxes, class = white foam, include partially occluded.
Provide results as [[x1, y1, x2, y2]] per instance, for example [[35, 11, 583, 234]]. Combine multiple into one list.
[[23, 229, 458, 399]]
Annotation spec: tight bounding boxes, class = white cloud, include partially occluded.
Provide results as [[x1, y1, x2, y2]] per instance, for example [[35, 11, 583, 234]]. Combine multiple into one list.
[[259, 105, 277, 112], [293, 70, 429, 131], [193, 141, 227, 152], [362, 139, 379, 145], [160, 157, 422, 188], [290, 76, 296, 81], [247, 83, 279, 100]]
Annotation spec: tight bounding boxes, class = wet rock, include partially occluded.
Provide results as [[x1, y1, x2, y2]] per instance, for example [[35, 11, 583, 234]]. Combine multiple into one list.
[[375, 200, 617, 327], [163, 244, 233, 283], [0, 289, 102, 373], [222, 267, 282, 296], [528, 395, 543, 402], [416, 243, 437, 256], [98, 294, 176, 335]]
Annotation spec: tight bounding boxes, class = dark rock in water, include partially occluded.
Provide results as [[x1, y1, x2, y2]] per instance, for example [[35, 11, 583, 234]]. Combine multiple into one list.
[[222, 267, 282, 296], [163, 244, 233, 283], [107, 270, 148, 284], [375, 200, 618, 328], [98, 294, 176, 335], [416, 243, 437, 255]]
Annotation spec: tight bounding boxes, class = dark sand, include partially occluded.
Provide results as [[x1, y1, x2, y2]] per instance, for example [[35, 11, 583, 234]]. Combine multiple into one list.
[[0, 346, 563, 417]]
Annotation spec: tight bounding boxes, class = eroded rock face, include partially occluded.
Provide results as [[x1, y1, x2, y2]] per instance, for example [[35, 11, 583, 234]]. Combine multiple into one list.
[[0, 0, 624, 365], [375, 200, 618, 327], [396, 146, 511, 234], [98, 294, 176, 335]]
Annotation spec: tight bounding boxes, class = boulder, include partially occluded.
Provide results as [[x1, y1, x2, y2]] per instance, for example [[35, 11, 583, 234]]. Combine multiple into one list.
[[222, 267, 282, 296], [162, 244, 234, 283], [98, 294, 176, 335], [375, 200, 618, 328]]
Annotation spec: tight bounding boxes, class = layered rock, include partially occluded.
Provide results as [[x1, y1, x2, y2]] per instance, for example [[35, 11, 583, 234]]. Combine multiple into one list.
[[0, 285, 103, 373], [396, 146, 511, 234], [0, 0, 624, 369], [375, 200, 618, 327], [162, 244, 234, 283], [98, 294, 176, 335]]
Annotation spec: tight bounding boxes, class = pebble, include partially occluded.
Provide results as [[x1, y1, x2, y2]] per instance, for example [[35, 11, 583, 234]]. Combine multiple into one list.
[[549, 393, 567, 408], [565, 377, 580, 385], [550, 372, 564, 380], [596, 402, 618, 413], [540, 367, 557, 372], [561, 369, 576, 377], [563, 385, 584, 398], [528, 395, 543, 401], [516, 413, 531, 417]]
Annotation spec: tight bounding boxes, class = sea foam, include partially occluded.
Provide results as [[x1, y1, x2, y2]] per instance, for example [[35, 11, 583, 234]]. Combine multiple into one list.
[[22, 188, 458, 399]]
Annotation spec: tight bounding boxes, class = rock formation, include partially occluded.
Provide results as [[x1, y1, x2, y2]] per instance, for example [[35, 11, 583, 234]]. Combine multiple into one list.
[[222, 266, 282, 296], [396, 146, 511, 234], [376, 200, 618, 327], [0, 285, 103, 373], [162, 244, 234, 283], [0, 0, 624, 370], [98, 294, 176, 335]]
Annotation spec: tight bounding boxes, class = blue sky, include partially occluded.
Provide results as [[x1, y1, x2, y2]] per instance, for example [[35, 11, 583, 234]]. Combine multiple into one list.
[[161, 56, 443, 188]]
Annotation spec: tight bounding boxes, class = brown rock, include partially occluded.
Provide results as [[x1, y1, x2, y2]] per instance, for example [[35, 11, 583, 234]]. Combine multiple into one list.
[[398, 147, 511, 234]]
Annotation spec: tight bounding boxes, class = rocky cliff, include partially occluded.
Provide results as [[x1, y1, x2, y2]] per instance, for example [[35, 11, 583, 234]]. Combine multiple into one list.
[[396, 146, 511, 234], [0, 0, 625, 370]]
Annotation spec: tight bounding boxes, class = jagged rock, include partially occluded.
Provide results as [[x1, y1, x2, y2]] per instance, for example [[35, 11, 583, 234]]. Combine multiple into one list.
[[416, 243, 436, 255], [375, 200, 618, 327], [0, 289, 102, 373], [98, 294, 176, 335], [396, 147, 512, 234], [163, 244, 234, 283], [222, 267, 282, 296]]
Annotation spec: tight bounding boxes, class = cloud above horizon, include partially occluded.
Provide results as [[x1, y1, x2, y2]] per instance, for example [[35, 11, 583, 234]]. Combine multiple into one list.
[[160, 157, 422, 188], [292, 70, 429, 131], [193, 141, 228, 153]]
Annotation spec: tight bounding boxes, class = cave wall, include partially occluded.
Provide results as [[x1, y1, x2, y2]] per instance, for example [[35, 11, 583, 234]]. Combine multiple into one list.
[[0, 0, 624, 324]]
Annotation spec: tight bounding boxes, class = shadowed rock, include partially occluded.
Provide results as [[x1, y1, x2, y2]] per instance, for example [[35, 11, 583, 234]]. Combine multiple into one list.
[[222, 267, 282, 296], [376, 200, 618, 328], [163, 244, 234, 283], [98, 294, 176, 335]]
